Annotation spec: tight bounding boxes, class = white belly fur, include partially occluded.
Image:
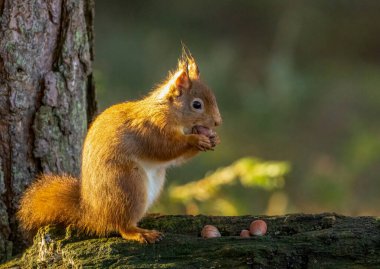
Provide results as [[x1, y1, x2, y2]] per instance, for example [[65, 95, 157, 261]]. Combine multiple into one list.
[[138, 159, 178, 211]]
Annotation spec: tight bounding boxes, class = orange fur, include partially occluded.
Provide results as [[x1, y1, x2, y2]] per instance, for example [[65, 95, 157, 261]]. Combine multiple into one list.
[[17, 174, 81, 235], [17, 51, 222, 243]]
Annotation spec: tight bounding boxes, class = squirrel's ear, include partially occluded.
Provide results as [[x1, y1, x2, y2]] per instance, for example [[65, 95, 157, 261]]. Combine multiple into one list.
[[161, 69, 191, 100], [175, 70, 191, 90]]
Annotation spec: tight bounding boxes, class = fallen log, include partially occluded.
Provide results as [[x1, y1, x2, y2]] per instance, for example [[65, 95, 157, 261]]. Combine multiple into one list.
[[1, 213, 380, 268]]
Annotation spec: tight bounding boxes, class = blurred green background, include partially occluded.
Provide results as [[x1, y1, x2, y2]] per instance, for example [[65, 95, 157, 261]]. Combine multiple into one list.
[[95, 1, 380, 216]]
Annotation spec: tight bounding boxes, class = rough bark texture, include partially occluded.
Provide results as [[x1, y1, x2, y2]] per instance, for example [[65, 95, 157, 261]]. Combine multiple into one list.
[[1, 213, 379, 268], [0, 0, 96, 261]]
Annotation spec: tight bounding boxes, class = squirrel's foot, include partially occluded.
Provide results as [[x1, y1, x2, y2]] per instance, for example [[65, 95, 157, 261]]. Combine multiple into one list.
[[119, 227, 164, 244], [140, 229, 164, 243], [187, 134, 213, 151]]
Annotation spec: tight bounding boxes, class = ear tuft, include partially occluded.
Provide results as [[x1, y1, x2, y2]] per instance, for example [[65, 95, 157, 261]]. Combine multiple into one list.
[[180, 43, 200, 80], [188, 60, 200, 80]]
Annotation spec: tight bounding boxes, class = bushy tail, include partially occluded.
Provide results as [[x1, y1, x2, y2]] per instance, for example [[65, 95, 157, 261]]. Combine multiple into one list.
[[17, 174, 81, 235]]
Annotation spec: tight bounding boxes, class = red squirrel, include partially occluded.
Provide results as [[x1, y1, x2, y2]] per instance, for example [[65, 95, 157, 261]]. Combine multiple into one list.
[[17, 49, 222, 243]]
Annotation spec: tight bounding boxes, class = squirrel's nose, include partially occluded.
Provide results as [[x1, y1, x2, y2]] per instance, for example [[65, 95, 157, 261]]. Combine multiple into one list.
[[214, 117, 222, 127]]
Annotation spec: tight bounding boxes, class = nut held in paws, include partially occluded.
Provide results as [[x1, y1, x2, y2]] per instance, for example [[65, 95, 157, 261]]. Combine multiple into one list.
[[192, 125, 215, 138], [201, 225, 221, 238]]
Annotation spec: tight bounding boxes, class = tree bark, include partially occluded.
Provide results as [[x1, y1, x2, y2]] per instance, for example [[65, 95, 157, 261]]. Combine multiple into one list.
[[0, 0, 95, 261], [1, 213, 379, 268]]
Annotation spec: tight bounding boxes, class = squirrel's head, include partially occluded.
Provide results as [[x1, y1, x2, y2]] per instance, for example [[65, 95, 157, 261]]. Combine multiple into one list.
[[155, 48, 222, 133]]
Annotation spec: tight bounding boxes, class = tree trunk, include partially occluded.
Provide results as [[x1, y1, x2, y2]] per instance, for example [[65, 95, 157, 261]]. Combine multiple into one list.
[[1, 213, 379, 268], [0, 0, 96, 261]]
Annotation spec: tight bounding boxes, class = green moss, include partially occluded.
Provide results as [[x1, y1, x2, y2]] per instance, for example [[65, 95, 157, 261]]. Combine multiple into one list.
[[74, 31, 85, 48], [5, 43, 16, 53]]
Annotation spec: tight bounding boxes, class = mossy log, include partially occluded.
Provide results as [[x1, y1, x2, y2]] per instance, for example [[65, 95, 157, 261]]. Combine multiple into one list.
[[1, 213, 380, 268]]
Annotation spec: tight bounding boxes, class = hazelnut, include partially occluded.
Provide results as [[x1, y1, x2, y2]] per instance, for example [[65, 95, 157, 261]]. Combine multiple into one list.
[[240, 229, 250, 238], [192, 126, 215, 138], [201, 225, 221, 238], [249, 220, 267, 236]]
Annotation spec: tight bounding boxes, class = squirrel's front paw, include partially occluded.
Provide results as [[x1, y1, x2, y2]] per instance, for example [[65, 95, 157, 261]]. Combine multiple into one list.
[[209, 133, 221, 148], [188, 134, 213, 151]]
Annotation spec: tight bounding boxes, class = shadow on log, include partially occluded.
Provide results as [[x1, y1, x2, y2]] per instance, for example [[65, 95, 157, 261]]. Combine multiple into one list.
[[1, 213, 380, 268]]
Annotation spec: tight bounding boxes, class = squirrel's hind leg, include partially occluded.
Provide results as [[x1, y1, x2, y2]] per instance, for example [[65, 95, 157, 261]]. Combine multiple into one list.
[[119, 226, 163, 243]]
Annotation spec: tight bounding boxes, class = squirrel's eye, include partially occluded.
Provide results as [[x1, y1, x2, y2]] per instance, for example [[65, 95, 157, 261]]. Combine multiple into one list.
[[192, 100, 202, 109], [191, 98, 204, 112]]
